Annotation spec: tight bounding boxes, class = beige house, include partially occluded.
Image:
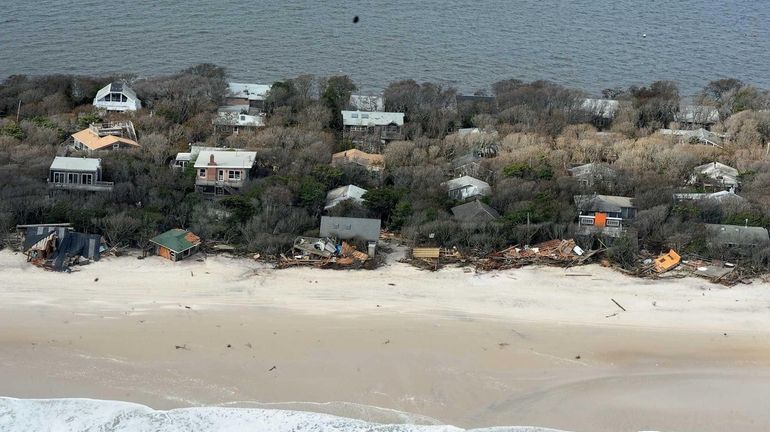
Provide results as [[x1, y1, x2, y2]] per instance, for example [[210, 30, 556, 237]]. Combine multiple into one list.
[[72, 122, 139, 153], [331, 149, 385, 172]]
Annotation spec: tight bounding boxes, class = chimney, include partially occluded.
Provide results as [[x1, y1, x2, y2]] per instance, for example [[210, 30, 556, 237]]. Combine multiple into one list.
[[209, 154, 216, 166]]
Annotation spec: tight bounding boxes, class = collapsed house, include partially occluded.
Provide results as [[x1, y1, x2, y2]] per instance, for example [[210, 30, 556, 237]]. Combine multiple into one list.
[[21, 224, 104, 271]]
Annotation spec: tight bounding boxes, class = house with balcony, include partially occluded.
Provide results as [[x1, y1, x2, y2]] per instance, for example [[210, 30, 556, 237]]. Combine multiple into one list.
[[342, 110, 404, 153], [93, 82, 142, 112], [574, 194, 636, 237], [48, 157, 113, 192], [71, 122, 140, 153], [194, 150, 257, 196]]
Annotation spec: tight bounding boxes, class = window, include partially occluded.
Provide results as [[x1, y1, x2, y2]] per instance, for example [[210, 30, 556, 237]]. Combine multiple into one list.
[[82, 174, 93, 185], [239, 115, 246, 121], [198, 169, 205, 177], [351, 113, 358, 118], [215, 187, 224, 196], [53, 172, 64, 183], [67, 173, 80, 184], [121, 95, 127, 102], [605, 218, 620, 227], [218, 170, 224, 181], [228, 170, 241, 181], [361, 114, 369, 119], [580, 216, 594, 226]]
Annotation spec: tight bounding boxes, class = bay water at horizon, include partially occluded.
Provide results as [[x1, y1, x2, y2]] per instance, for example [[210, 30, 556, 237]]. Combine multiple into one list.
[[1, 0, 769, 95]]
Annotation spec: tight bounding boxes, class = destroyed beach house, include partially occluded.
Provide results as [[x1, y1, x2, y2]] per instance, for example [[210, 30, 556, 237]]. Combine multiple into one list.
[[574, 194, 636, 237], [21, 224, 104, 271]]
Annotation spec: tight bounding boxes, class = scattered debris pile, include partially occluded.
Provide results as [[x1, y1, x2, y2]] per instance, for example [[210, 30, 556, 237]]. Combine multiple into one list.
[[20, 224, 105, 272], [278, 236, 371, 268], [401, 247, 465, 271], [478, 239, 598, 270]]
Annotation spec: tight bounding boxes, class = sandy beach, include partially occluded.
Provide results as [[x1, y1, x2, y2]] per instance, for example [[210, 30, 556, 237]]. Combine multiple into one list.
[[2, 249, 770, 431]]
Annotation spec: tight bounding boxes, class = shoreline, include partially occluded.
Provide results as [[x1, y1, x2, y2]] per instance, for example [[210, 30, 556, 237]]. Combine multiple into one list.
[[3, 249, 770, 431]]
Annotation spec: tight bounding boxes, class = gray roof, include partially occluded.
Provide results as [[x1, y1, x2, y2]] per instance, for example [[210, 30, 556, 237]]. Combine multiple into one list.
[[50, 156, 101, 172], [342, 111, 404, 127], [660, 128, 724, 147], [677, 105, 720, 124], [451, 200, 500, 222], [451, 152, 481, 170], [320, 216, 381, 242], [705, 224, 770, 247], [445, 175, 491, 191], [193, 150, 257, 169], [582, 98, 620, 119], [568, 163, 616, 178], [325, 185, 367, 210], [349, 94, 384, 111], [227, 83, 271, 101], [574, 194, 634, 213]]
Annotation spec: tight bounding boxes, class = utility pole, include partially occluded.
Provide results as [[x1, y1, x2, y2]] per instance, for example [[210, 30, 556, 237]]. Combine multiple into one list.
[[16, 100, 21, 122]]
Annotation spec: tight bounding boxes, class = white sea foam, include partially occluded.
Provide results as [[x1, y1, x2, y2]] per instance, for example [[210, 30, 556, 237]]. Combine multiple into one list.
[[0, 397, 569, 432]]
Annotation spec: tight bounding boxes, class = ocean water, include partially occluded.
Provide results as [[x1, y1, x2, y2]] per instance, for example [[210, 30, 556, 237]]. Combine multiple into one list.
[[1, 0, 769, 95], [0, 398, 569, 432]]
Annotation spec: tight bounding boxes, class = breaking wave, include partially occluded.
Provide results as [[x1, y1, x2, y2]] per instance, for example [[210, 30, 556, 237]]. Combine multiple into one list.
[[0, 397, 569, 432]]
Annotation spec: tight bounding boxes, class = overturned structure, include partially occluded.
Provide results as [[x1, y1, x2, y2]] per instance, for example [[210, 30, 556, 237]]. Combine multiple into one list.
[[22, 225, 104, 271]]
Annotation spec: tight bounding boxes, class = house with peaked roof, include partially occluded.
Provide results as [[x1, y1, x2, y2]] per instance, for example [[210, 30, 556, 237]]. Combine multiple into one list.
[[93, 82, 141, 112], [48, 157, 113, 192], [331, 149, 385, 172], [444, 176, 492, 201], [451, 200, 500, 223], [194, 150, 257, 196], [72, 122, 140, 153], [574, 194, 636, 237], [568, 163, 617, 190], [342, 110, 404, 153], [690, 161, 740, 191], [150, 229, 201, 261], [581, 98, 620, 128], [660, 128, 724, 147], [325, 185, 367, 210], [677, 105, 720, 129], [224, 82, 271, 112]]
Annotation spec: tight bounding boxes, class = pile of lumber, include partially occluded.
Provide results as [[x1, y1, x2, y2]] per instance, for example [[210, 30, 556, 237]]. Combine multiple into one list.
[[478, 239, 600, 270]]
